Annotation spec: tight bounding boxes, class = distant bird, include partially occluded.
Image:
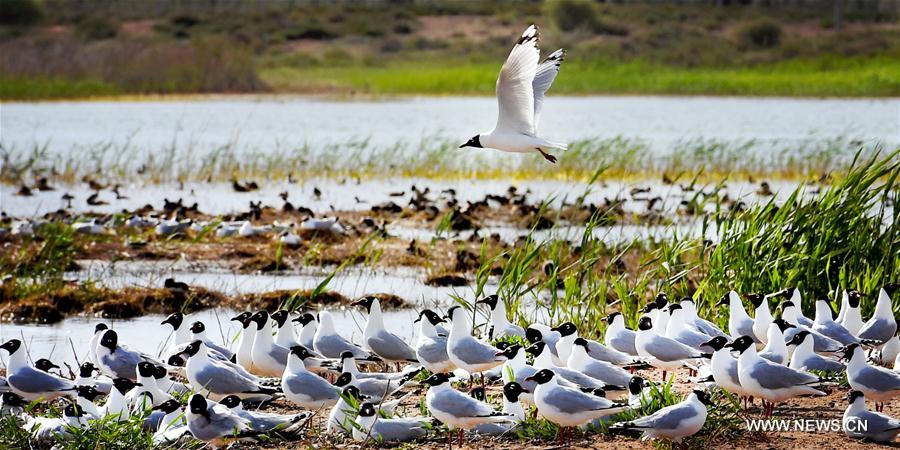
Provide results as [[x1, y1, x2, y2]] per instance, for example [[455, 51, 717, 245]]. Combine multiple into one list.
[[86, 192, 108, 206], [842, 390, 900, 442], [611, 390, 712, 445], [459, 25, 567, 163]]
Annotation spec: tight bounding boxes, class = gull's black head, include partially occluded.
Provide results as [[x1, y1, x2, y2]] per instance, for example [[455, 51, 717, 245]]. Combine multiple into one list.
[[153, 399, 182, 414], [161, 313, 183, 330], [358, 402, 377, 418], [189, 321, 205, 334], [773, 287, 796, 299], [75, 385, 102, 401], [341, 385, 367, 401], [641, 302, 658, 314], [680, 297, 695, 305], [290, 345, 313, 360], [292, 313, 316, 326], [416, 309, 446, 326], [446, 305, 463, 322], [1, 339, 23, 355], [64, 403, 85, 418], [334, 372, 353, 387], [847, 290, 862, 308], [351, 296, 377, 313], [469, 386, 486, 401], [842, 343, 861, 361], [188, 394, 209, 419], [99, 330, 118, 352], [340, 350, 355, 361], [230, 311, 253, 326], [746, 293, 765, 308], [781, 300, 795, 310], [727, 336, 755, 353], [271, 310, 290, 327], [137, 361, 156, 377], [602, 312, 621, 323], [153, 365, 168, 380], [219, 395, 242, 409], [525, 368, 555, 385], [524, 341, 546, 356], [112, 377, 141, 395], [503, 382, 527, 402], [573, 337, 589, 349], [628, 376, 647, 395], [1, 392, 26, 407], [421, 372, 452, 387], [498, 344, 522, 360], [701, 336, 729, 351], [184, 340, 203, 357], [694, 390, 714, 407], [168, 354, 185, 367], [525, 327, 543, 344], [94, 323, 109, 334], [35, 358, 59, 372], [715, 293, 730, 307], [773, 318, 796, 333], [551, 322, 577, 337], [79, 361, 99, 377], [846, 390, 865, 404], [786, 330, 811, 347], [460, 135, 482, 149], [251, 310, 269, 329], [883, 283, 900, 296], [655, 293, 669, 309], [476, 294, 499, 310], [667, 303, 683, 313], [637, 317, 653, 331]]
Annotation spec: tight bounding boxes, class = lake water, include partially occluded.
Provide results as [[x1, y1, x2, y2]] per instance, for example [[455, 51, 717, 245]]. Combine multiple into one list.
[[2, 96, 897, 159]]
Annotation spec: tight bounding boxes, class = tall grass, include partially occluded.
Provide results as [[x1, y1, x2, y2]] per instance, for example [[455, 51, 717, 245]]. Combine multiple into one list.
[[0, 135, 880, 185]]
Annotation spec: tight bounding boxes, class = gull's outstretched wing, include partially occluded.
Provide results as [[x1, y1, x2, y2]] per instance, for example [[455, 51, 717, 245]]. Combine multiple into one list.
[[495, 25, 540, 136], [532, 48, 565, 130]]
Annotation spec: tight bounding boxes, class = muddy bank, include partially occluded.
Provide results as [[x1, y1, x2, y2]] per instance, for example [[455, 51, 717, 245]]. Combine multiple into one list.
[[0, 282, 411, 324]]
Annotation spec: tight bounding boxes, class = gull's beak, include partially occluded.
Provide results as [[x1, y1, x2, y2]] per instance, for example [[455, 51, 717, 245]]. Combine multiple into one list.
[[523, 375, 536, 382]]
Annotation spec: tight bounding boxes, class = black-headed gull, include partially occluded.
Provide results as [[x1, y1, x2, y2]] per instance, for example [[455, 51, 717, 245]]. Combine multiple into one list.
[[843, 343, 900, 412], [95, 329, 163, 380], [758, 319, 795, 365], [351, 402, 430, 443], [0, 339, 76, 401], [422, 373, 513, 447], [281, 346, 340, 409], [716, 291, 759, 343], [837, 289, 864, 336], [526, 368, 627, 444], [635, 317, 706, 380], [475, 294, 525, 338], [313, 311, 377, 360], [218, 395, 310, 433], [603, 312, 639, 357], [446, 306, 506, 379], [611, 390, 712, 445], [702, 336, 753, 407], [353, 296, 418, 363], [414, 309, 455, 374], [185, 394, 256, 446], [842, 390, 900, 442], [857, 285, 899, 345], [786, 331, 845, 373], [731, 335, 825, 417], [459, 25, 567, 163], [182, 340, 276, 402]]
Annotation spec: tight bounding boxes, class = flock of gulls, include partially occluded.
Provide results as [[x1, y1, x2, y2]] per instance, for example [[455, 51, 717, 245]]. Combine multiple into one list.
[[2, 286, 899, 447], [2, 24, 899, 449]]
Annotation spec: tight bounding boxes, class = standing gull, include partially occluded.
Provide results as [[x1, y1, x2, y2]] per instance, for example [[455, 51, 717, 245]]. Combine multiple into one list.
[[353, 296, 418, 363], [476, 295, 525, 338], [837, 289, 865, 336], [446, 306, 507, 380], [423, 373, 513, 447], [314, 311, 378, 360], [843, 343, 900, 412], [786, 331, 845, 373], [635, 317, 706, 380], [459, 25, 567, 163], [182, 340, 276, 402], [603, 312, 639, 357], [282, 346, 340, 409], [857, 285, 899, 345], [842, 390, 900, 442], [414, 309, 455, 374], [0, 339, 75, 401], [716, 291, 759, 343]]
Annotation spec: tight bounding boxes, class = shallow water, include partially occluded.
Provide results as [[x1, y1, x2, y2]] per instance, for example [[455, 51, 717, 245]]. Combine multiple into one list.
[[0, 307, 421, 369], [3, 96, 896, 160]]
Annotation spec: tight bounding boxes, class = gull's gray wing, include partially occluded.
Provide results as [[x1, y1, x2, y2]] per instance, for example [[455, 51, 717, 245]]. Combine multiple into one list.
[[734, 318, 755, 339], [101, 349, 143, 379], [204, 340, 234, 360], [859, 318, 897, 343], [749, 361, 818, 390], [587, 340, 633, 365], [417, 338, 449, 365], [798, 354, 844, 373], [189, 407, 248, 441], [315, 335, 368, 359], [856, 366, 900, 392], [583, 360, 631, 387], [544, 386, 612, 415], [630, 402, 697, 430], [267, 344, 288, 366], [451, 337, 501, 366], [195, 363, 261, 395], [854, 410, 900, 434], [644, 335, 698, 362], [372, 418, 428, 442], [285, 372, 336, 402], [814, 322, 859, 346], [8, 367, 74, 394], [432, 389, 494, 418], [553, 367, 604, 390], [608, 330, 638, 356], [368, 332, 417, 362]]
